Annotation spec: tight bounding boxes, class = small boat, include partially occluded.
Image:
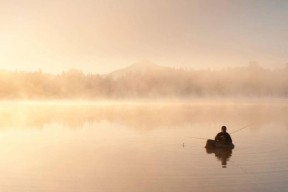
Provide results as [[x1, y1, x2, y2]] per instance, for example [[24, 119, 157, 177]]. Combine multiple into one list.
[[205, 139, 235, 149]]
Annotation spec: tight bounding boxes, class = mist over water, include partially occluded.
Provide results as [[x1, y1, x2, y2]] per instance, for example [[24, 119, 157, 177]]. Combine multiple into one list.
[[0, 100, 288, 192], [0, 63, 288, 99], [2, 1, 288, 191]]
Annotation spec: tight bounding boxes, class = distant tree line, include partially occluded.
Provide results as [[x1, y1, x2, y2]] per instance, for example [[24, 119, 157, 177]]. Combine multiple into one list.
[[0, 64, 288, 99]]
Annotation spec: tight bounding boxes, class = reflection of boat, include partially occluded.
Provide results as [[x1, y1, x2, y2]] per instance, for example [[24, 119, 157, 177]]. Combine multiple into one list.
[[205, 139, 234, 168], [205, 139, 235, 149]]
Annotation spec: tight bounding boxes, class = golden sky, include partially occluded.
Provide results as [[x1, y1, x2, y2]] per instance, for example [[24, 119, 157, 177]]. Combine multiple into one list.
[[1, 0, 288, 74]]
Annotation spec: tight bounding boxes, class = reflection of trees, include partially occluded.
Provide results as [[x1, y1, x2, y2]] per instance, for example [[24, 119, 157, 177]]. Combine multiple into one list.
[[0, 102, 287, 131], [0, 65, 288, 99]]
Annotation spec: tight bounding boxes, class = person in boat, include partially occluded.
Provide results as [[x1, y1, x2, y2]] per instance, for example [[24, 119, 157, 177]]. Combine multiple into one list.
[[215, 126, 232, 145]]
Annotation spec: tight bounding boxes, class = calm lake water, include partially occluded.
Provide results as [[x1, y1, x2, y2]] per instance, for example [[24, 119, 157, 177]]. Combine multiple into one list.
[[0, 100, 288, 192]]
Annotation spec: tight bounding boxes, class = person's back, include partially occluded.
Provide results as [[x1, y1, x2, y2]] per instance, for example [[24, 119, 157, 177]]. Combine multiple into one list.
[[215, 126, 232, 145]]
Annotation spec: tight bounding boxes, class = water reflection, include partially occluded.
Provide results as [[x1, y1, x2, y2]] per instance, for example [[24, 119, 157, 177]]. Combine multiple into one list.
[[1, 100, 288, 131], [206, 148, 233, 168], [0, 100, 287, 192]]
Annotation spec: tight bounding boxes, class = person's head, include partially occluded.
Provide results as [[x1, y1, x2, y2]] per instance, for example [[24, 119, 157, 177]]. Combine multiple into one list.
[[221, 126, 227, 133]]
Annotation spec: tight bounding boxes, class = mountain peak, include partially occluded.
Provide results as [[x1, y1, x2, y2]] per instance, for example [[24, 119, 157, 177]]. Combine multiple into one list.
[[107, 61, 168, 79], [128, 60, 161, 70]]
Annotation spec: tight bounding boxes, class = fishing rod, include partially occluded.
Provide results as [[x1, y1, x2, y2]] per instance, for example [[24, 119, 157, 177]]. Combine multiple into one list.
[[230, 123, 255, 135], [186, 123, 254, 141], [185, 123, 255, 144], [186, 136, 208, 140]]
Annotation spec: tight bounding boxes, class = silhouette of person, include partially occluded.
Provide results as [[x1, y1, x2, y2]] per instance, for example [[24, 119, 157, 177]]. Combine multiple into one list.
[[215, 126, 232, 145]]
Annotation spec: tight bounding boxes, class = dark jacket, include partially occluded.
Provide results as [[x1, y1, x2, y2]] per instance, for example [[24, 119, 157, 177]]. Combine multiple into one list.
[[215, 132, 232, 145]]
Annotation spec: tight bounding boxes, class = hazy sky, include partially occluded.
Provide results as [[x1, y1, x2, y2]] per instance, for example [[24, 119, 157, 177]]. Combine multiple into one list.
[[1, 0, 288, 74]]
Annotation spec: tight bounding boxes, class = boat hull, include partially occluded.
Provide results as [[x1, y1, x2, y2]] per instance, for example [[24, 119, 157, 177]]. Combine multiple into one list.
[[205, 139, 235, 149]]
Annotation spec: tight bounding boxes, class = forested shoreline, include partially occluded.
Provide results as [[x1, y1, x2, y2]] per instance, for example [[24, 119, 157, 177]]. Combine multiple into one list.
[[0, 64, 287, 99]]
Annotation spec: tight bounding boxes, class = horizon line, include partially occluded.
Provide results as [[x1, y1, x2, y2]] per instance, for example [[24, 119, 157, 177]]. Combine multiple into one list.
[[1, 62, 287, 75]]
